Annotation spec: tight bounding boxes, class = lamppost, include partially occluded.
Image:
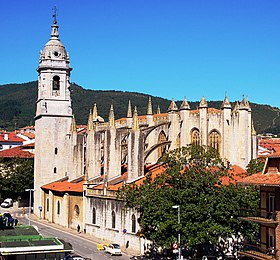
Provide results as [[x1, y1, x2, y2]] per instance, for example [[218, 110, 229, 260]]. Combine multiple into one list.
[[172, 205, 181, 260], [25, 188, 35, 226]]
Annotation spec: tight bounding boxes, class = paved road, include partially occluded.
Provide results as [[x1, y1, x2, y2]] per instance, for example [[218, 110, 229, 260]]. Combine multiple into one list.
[[5, 207, 131, 260]]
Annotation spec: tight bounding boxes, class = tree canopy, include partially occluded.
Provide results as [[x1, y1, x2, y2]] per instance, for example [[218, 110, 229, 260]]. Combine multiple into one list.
[[119, 145, 259, 257], [0, 158, 34, 200]]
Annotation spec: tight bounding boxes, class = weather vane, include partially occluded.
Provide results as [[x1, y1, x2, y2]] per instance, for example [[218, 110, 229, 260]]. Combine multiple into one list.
[[52, 6, 57, 24]]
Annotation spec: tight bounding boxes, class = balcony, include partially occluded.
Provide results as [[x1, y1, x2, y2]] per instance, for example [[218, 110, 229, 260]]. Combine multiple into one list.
[[238, 242, 276, 260], [238, 208, 278, 225]]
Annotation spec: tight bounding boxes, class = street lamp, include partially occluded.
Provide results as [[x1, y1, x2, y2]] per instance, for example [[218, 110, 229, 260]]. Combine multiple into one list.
[[172, 205, 181, 260], [25, 188, 35, 226]]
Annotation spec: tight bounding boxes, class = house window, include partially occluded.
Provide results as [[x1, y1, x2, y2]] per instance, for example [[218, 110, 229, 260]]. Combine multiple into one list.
[[46, 199, 49, 212], [54, 167, 57, 174], [74, 205, 80, 217], [269, 193, 275, 214], [131, 214, 136, 233], [191, 128, 200, 146], [92, 207, 96, 224], [52, 76, 60, 91], [57, 201, 60, 215], [208, 130, 221, 153], [55, 147, 58, 155], [112, 211, 116, 229]]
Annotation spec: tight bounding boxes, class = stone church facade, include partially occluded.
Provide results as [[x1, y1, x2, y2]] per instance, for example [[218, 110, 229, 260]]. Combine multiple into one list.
[[34, 15, 257, 254]]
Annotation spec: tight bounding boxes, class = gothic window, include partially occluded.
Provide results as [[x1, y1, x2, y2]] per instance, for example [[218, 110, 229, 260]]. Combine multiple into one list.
[[54, 167, 57, 174], [112, 211, 116, 229], [74, 205, 80, 217], [92, 207, 96, 224], [121, 135, 128, 164], [131, 214, 136, 233], [57, 201, 60, 215], [52, 76, 60, 91], [191, 129, 200, 146], [208, 130, 221, 153], [55, 147, 58, 155], [158, 131, 167, 158]]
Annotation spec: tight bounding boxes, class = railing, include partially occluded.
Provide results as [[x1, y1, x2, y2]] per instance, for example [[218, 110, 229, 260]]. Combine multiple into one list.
[[239, 208, 277, 221], [239, 241, 276, 259]]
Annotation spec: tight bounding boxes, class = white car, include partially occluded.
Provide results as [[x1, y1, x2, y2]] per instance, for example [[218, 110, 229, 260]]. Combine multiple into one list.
[[1, 198, 13, 208], [105, 243, 122, 256]]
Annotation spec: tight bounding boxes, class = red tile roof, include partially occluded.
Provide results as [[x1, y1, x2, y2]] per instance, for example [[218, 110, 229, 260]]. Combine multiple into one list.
[[41, 178, 84, 193], [0, 132, 24, 143], [0, 145, 34, 158]]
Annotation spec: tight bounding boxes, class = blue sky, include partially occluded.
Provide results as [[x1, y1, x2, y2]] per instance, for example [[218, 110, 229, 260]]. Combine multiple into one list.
[[1, 0, 279, 108]]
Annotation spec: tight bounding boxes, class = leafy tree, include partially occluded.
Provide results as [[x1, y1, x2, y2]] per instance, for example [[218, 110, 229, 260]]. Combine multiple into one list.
[[119, 145, 259, 257], [0, 158, 34, 200], [246, 157, 266, 175]]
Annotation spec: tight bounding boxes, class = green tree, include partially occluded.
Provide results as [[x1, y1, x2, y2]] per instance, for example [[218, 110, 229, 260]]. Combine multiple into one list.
[[246, 157, 266, 175], [119, 145, 258, 257], [0, 158, 34, 199]]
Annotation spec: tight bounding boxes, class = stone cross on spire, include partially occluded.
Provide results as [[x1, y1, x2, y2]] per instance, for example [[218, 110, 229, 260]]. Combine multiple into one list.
[[53, 6, 57, 24]]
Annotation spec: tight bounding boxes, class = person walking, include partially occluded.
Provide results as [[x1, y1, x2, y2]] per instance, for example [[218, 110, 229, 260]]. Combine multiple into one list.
[[77, 224, 80, 233]]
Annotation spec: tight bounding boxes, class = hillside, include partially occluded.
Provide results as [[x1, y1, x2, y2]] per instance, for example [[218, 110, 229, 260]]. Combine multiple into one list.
[[0, 81, 279, 135]]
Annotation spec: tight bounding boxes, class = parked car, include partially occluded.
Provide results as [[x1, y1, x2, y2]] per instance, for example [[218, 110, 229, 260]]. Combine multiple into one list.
[[105, 243, 122, 256], [1, 199, 13, 208], [64, 254, 87, 260]]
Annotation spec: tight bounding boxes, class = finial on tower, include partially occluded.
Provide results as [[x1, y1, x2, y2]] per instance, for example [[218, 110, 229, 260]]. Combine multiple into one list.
[[109, 104, 115, 127], [147, 97, 153, 115], [52, 6, 57, 24], [127, 100, 132, 118], [132, 106, 139, 130]]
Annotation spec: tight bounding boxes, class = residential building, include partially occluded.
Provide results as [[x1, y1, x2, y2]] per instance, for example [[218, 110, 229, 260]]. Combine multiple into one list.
[[238, 155, 280, 259]]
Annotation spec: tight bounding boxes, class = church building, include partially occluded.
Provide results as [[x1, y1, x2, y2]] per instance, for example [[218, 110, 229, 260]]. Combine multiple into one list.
[[34, 14, 257, 254]]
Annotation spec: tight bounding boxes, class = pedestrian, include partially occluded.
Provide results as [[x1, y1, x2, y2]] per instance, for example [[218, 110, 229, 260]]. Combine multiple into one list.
[[77, 224, 80, 233], [14, 218, 18, 226]]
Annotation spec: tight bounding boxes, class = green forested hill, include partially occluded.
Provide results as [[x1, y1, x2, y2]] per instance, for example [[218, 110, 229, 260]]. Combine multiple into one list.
[[0, 81, 279, 135]]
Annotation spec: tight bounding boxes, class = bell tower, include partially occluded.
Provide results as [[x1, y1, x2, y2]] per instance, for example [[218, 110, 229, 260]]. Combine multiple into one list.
[[34, 9, 73, 217]]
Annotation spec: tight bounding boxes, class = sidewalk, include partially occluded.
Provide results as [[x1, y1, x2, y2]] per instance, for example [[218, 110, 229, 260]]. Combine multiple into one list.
[[29, 212, 102, 245]]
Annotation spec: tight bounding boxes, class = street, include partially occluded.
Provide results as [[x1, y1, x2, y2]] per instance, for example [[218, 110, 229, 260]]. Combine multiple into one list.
[[5, 207, 131, 260]]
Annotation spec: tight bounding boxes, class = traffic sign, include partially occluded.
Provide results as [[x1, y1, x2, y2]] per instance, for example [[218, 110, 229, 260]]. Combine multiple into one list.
[[173, 243, 178, 249]]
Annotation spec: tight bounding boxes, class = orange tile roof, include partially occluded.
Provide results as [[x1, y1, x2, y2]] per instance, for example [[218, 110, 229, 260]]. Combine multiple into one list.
[[221, 165, 246, 185], [0, 132, 24, 143], [41, 178, 84, 193], [90, 163, 246, 193], [0, 145, 34, 158], [238, 172, 280, 186]]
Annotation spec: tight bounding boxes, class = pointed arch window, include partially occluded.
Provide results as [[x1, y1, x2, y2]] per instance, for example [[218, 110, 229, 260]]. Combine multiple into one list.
[[112, 211, 116, 229], [52, 76, 60, 91], [92, 207, 96, 224], [208, 130, 221, 153], [131, 214, 136, 233], [191, 129, 200, 146], [158, 131, 167, 158]]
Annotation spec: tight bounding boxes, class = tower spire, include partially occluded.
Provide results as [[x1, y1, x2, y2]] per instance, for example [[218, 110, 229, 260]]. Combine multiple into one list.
[[51, 6, 59, 39], [147, 97, 153, 115], [88, 110, 94, 131], [132, 107, 139, 130], [109, 104, 115, 127], [92, 103, 98, 121], [127, 100, 132, 118]]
